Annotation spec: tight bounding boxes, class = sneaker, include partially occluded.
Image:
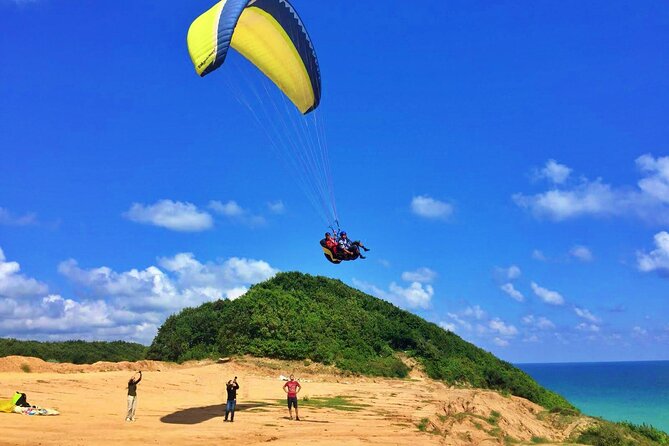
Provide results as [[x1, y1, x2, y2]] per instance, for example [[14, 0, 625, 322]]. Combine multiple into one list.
[[296, 417, 301, 421], [363, 247, 370, 252], [359, 255, 366, 259], [125, 418, 131, 422]]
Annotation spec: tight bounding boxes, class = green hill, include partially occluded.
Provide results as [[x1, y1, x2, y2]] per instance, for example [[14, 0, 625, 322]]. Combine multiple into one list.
[[0, 338, 147, 364], [147, 272, 574, 411]]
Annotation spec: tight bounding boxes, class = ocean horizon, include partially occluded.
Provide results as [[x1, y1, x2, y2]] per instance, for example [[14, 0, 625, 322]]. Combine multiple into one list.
[[517, 360, 669, 433]]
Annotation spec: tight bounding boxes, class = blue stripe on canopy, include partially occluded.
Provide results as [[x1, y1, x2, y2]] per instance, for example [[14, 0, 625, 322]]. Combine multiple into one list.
[[200, 0, 248, 77], [251, 0, 321, 113]]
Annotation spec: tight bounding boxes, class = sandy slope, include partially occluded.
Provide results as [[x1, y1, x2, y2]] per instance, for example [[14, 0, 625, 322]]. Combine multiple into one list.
[[0, 356, 589, 446]]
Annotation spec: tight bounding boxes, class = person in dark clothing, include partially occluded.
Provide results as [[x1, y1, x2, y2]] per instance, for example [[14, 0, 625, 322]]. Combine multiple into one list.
[[224, 377, 239, 422], [126, 371, 142, 422], [337, 231, 370, 260]]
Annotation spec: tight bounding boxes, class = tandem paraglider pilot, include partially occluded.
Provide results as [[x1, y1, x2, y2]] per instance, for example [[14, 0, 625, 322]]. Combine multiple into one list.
[[225, 377, 239, 422]]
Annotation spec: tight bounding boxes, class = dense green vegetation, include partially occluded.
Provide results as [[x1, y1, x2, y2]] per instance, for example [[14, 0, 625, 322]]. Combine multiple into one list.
[[0, 338, 147, 364], [147, 272, 574, 411], [576, 420, 669, 446]]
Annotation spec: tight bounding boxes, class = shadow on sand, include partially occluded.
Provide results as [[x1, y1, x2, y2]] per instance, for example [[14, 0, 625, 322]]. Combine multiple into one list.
[[161, 402, 272, 425]]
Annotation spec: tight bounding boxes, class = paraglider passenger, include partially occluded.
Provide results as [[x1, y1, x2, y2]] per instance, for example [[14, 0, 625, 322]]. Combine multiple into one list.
[[337, 231, 369, 259], [224, 377, 239, 422], [126, 371, 142, 422]]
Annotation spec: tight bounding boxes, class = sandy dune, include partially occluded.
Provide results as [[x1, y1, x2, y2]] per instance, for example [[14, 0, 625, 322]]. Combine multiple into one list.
[[0, 356, 588, 446]]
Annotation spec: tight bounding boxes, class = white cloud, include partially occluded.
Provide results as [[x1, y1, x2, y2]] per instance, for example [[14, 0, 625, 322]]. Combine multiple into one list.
[[532, 249, 547, 261], [637, 231, 669, 275], [410, 195, 453, 220], [632, 326, 648, 337], [0, 207, 37, 226], [267, 200, 286, 214], [574, 307, 600, 323], [353, 278, 434, 309], [493, 337, 509, 347], [514, 180, 617, 221], [124, 200, 213, 232], [522, 315, 555, 330], [401, 267, 437, 283], [463, 305, 486, 320], [489, 318, 519, 337], [636, 154, 669, 203], [500, 283, 524, 302], [515, 155, 669, 223], [576, 323, 600, 333], [388, 282, 433, 309], [445, 312, 473, 332], [209, 200, 244, 217], [209, 200, 266, 227], [0, 249, 279, 343], [439, 321, 457, 332], [535, 159, 572, 184], [495, 265, 521, 281], [0, 247, 48, 298], [570, 245, 594, 262], [531, 282, 565, 305]]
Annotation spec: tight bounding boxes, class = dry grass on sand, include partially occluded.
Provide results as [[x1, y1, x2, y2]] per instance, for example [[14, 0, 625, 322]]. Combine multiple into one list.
[[0, 356, 591, 446]]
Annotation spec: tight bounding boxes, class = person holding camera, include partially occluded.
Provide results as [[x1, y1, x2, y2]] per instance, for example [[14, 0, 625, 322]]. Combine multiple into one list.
[[125, 371, 142, 422], [224, 377, 239, 422]]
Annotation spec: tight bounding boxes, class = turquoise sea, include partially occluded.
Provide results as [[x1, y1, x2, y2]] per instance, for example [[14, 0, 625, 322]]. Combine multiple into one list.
[[518, 361, 669, 433]]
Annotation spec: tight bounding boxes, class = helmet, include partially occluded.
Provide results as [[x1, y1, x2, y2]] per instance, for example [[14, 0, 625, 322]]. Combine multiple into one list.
[[340, 231, 347, 235]]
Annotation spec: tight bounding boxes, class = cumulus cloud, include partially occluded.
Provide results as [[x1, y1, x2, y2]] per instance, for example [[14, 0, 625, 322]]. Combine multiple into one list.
[[515, 155, 669, 223], [410, 195, 453, 220], [500, 283, 524, 302], [532, 250, 547, 261], [267, 200, 286, 214], [209, 200, 266, 226], [495, 265, 521, 281], [574, 307, 600, 323], [0, 248, 48, 298], [0, 207, 37, 226], [353, 279, 434, 309], [570, 245, 594, 262], [124, 200, 213, 232], [632, 326, 648, 337], [209, 200, 244, 217], [463, 305, 486, 320], [388, 282, 433, 309], [0, 249, 279, 344], [576, 323, 600, 333], [493, 337, 510, 347], [522, 315, 555, 330], [535, 159, 572, 184], [637, 231, 669, 275], [636, 154, 669, 204], [489, 318, 519, 337], [439, 321, 457, 332], [401, 267, 437, 283], [530, 282, 565, 305]]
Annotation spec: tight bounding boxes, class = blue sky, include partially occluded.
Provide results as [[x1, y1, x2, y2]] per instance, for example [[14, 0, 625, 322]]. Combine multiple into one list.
[[1, 0, 668, 362]]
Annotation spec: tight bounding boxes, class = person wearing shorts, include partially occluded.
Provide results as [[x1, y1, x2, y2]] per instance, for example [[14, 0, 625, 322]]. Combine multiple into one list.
[[283, 374, 301, 421]]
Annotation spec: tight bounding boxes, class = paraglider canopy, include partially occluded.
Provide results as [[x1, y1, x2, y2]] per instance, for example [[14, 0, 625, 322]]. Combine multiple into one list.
[[187, 0, 321, 114]]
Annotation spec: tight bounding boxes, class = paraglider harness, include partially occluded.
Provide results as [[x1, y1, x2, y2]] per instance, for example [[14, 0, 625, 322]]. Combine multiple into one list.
[[320, 221, 341, 264], [320, 221, 362, 264], [14, 392, 30, 407]]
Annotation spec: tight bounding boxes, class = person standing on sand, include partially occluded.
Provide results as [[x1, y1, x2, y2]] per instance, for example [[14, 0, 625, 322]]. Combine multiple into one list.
[[283, 374, 301, 421], [126, 371, 142, 422], [224, 377, 239, 422]]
